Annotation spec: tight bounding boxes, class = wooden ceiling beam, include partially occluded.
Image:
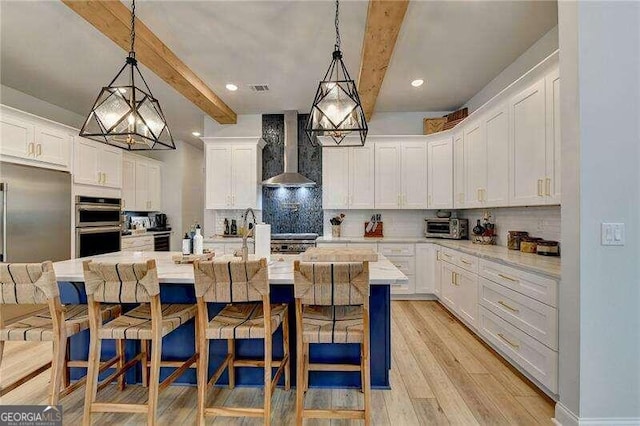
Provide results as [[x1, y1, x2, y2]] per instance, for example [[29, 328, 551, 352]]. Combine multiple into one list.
[[62, 0, 237, 124], [357, 0, 410, 121]]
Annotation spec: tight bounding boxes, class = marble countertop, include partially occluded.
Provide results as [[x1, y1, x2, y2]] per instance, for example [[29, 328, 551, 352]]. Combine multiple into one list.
[[53, 251, 408, 285], [316, 236, 561, 279]]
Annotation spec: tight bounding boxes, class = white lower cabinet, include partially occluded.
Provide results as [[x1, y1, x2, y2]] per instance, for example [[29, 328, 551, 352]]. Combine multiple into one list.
[[203, 241, 254, 256], [378, 243, 415, 296], [478, 306, 558, 393], [415, 244, 436, 294], [122, 235, 154, 252], [438, 259, 478, 329]]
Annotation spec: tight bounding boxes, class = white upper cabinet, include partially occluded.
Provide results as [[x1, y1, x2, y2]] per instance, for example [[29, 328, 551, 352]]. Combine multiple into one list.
[[205, 138, 264, 210], [375, 138, 427, 209], [322, 148, 350, 209], [401, 141, 428, 209], [463, 120, 486, 208], [453, 131, 465, 209], [349, 145, 375, 209], [375, 142, 402, 209], [545, 69, 561, 204], [0, 107, 71, 169], [122, 156, 136, 210], [205, 145, 232, 209], [34, 127, 70, 167], [322, 144, 375, 210], [73, 137, 122, 188], [484, 103, 509, 206], [124, 153, 162, 211], [509, 78, 547, 206], [427, 136, 453, 209]]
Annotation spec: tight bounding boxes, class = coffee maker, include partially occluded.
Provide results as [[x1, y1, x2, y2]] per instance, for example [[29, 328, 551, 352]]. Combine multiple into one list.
[[151, 213, 169, 230]]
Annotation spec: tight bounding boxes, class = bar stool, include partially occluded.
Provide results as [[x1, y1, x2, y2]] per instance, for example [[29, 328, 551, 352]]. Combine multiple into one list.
[[0, 261, 124, 404], [293, 260, 371, 425], [82, 259, 198, 426], [193, 258, 290, 426]]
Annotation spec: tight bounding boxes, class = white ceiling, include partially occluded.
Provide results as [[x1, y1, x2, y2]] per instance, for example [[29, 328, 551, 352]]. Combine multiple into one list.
[[0, 1, 557, 146]]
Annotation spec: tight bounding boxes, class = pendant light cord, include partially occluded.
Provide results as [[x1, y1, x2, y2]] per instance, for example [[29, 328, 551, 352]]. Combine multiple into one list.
[[129, 0, 136, 58], [334, 0, 341, 52]]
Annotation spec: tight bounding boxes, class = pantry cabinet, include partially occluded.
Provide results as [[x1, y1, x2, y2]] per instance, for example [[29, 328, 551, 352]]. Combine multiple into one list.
[[123, 153, 162, 211], [427, 136, 453, 209], [0, 107, 71, 169], [74, 137, 122, 189], [204, 138, 264, 210], [375, 139, 427, 209], [322, 145, 375, 210]]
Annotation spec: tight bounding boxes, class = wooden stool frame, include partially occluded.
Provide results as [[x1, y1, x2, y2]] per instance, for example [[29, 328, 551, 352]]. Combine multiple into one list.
[[293, 260, 372, 425], [193, 258, 291, 426], [0, 261, 125, 405], [82, 259, 198, 426]]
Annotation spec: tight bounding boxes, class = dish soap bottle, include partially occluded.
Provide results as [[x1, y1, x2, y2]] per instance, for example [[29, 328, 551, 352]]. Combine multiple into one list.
[[193, 224, 204, 255], [182, 233, 191, 255]]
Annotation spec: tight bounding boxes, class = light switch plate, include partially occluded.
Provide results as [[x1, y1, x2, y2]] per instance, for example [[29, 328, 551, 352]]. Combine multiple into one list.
[[601, 223, 625, 246]]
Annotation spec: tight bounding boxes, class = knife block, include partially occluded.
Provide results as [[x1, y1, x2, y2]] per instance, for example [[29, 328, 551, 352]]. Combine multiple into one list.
[[364, 222, 384, 238]]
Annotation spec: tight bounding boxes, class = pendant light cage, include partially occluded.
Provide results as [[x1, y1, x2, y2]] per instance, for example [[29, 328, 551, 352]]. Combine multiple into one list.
[[79, 0, 175, 150], [305, 0, 368, 147]]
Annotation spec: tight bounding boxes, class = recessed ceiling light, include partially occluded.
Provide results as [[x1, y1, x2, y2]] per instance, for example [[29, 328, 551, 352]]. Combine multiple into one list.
[[226, 83, 238, 91], [192, 131, 201, 137], [411, 79, 424, 87]]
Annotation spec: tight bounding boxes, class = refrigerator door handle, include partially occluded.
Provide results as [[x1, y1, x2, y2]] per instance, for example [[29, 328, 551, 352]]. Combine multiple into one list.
[[0, 182, 6, 262]]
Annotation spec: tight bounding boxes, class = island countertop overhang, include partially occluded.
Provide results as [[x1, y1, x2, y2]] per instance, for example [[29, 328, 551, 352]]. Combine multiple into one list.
[[53, 251, 408, 285]]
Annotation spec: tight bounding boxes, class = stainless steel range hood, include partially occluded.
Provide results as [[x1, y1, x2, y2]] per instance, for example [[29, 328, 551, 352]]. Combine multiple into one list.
[[262, 110, 316, 188]]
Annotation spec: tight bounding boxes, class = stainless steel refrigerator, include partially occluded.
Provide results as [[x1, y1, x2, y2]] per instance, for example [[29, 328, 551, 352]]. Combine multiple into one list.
[[0, 162, 72, 262]]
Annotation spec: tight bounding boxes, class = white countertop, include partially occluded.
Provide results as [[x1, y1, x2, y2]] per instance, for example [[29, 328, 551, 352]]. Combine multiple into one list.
[[53, 251, 408, 285], [317, 236, 561, 279]]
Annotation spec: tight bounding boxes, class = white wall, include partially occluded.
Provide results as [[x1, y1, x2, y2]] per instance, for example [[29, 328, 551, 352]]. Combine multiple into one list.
[[367, 111, 451, 135], [203, 114, 262, 138], [181, 142, 205, 238], [464, 26, 559, 112], [0, 84, 84, 128], [557, 1, 640, 423]]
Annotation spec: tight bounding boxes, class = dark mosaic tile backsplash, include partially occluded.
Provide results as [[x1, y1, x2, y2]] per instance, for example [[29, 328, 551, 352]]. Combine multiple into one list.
[[261, 114, 323, 235]]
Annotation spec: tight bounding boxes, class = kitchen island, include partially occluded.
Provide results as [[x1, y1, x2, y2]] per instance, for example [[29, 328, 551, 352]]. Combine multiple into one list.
[[53, 251, 407, 389]]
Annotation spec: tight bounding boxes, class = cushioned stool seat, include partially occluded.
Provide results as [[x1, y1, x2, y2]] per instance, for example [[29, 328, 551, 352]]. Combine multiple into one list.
[[207, 302, 287, 340], [0, 304, 121, 342], [98, 303, 197, 340], [301, 305, 363, 344]]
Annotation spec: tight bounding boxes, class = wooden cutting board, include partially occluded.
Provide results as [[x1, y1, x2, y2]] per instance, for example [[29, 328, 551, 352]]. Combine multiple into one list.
[[299, 247, 378, 262]]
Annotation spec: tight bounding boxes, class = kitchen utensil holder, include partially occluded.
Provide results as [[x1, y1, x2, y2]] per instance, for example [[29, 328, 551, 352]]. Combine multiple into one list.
[[364, 222, 383, 238], [331, 225, 341, 238]]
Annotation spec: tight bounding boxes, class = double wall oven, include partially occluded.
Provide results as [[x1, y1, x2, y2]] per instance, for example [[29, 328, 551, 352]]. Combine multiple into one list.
[[75, 196, 121, 257]]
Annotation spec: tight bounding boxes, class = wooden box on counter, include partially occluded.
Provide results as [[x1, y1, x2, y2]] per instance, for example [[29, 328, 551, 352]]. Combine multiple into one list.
[[364, 222, 383, 238]]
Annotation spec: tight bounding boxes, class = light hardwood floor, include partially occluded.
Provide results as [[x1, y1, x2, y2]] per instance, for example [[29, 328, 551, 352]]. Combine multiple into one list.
[[0, 301, 554, 425]]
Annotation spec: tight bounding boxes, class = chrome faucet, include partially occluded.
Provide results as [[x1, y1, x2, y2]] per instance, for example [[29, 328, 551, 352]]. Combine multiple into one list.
[[240, 208, 256, 261]]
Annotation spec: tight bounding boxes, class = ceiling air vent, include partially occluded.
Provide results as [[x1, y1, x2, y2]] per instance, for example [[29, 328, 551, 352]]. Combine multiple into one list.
[[249, 84, 270, 92]]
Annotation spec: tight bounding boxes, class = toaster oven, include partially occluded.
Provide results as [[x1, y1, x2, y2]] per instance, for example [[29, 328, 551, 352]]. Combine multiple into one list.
[[424, 218, 469, 239]]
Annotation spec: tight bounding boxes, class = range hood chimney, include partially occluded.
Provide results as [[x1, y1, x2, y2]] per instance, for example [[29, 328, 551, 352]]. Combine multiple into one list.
[[262, 110, 316, 187]]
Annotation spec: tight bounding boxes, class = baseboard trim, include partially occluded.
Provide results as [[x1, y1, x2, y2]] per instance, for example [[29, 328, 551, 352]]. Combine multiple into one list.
[[554, 403, 640, 426], [391, 293, 438, 301], [554, 402, 579, 426]]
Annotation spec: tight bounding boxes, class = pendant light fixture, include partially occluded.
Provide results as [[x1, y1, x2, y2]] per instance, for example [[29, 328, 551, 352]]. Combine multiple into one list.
[[80, 0, 175, 150], [305, 0, 368, 147]]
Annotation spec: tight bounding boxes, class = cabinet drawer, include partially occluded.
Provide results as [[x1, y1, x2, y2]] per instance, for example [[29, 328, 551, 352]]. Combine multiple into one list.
[[386, 256, 415, 277], [379, 243, 414, 257], [203, 243, 226, 254], [347, 242, 378, 251], [122, 236, 154, 249], [316, 242, 348, 248], [479, 306, 557, 393], [479, 260, 558, 307], [390, 276, 415, 295], [122, 243, 154, 252], [439, 247, 478, 273], [479, 278, 557, 350]]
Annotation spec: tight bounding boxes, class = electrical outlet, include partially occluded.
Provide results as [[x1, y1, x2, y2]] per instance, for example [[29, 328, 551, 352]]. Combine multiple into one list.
[[601, 223, 625, 246]]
